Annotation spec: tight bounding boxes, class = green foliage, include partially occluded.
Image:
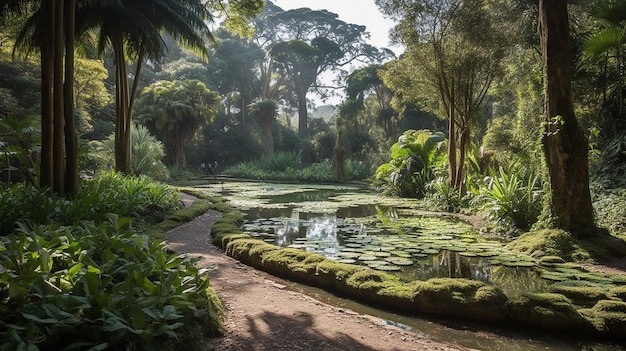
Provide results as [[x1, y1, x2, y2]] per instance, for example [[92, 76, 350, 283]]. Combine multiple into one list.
[[425, 177, 463, 213], [0, 218, 223, 350], [593, 188, 626, 238], [0, 174, 220, 349], [91, 124, 169, 180], [474, 167, 543, 233], [225, 152, 370, 183], [0, 114, 39, 185], [375, 130, 445, 197], [0, 172, 180, 235]]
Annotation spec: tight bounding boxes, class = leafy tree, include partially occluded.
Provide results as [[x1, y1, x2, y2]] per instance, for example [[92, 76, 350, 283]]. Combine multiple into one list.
[[258, 4, 392, 136], [344, 64, 397, 144], [73, 58, 111, 134], [377, 0, 508, 193], [375, 129, 446, 197], [206, 30, 265, 129], [249, 99, 278, 155], [538, 0, 595, 235], [135, 79, 220, 168], [75, 0, 216, 175]]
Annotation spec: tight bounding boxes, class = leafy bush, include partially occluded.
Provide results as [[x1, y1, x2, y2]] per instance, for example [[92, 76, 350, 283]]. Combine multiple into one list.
[[0, 172, 180, 235], [224, 152, 370, 183], [473, 168, 543, 233], [0, 218, 223, 350], [593, 188, 626, 237], [90, 124, 169, 180], [375, 130, 446, 198], [426, 177, 464, 213]]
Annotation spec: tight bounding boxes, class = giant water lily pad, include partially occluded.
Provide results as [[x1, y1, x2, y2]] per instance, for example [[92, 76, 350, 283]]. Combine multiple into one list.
[[385, 257, 414, 266]]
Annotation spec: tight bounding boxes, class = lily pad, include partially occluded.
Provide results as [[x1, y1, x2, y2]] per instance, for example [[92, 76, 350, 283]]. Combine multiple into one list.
[[385, 257, 414, 266]]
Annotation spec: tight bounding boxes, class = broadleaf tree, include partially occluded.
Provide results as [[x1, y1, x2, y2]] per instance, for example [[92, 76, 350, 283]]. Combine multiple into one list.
[[135, 79, 220, 168], [377, 0, 508, 192], [258, 3, 394, 136]]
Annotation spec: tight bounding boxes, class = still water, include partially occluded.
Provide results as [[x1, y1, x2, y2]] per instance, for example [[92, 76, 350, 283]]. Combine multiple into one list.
[[203, 182, 625, 350]]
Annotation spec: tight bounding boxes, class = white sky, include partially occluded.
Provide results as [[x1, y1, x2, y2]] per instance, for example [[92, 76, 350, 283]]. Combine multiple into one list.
[[270, 0, 399, 52]]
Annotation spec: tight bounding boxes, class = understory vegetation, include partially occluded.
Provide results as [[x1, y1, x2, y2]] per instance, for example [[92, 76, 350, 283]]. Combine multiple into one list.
[[224, 151, 370, 183], [0, 172, 224, 350]]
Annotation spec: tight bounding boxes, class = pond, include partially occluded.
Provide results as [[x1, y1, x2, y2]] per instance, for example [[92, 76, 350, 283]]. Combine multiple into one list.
[[199, 181, 626, 350]]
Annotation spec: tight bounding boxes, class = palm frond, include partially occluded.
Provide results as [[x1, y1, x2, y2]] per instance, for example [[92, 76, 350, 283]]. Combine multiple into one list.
[[583, 27, 624, 59]]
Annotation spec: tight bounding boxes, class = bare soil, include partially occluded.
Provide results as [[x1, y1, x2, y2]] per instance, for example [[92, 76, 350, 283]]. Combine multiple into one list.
[[166, 210, 475, 351]]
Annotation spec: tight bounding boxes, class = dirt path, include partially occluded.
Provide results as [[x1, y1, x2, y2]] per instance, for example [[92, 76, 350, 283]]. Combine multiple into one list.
[[166, 210, 474, 351]]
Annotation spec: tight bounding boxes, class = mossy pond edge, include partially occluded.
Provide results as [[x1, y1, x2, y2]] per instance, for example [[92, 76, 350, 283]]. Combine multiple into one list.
[[201, 182, 626, 341]]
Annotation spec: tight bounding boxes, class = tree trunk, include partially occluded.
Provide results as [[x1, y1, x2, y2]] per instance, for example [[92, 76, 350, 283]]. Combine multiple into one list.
[[52, 0, 65, 196], [64, 0, 78, 196], [40, 0, 54, 189], [295, 81, 308, 137], [113, 36, 130, 174], [539, 0, 595, 236], [456, 126, 470, 193], [335, 130, 347, 183], [261, 120, 275, 155], [447, 91, 457, 188]]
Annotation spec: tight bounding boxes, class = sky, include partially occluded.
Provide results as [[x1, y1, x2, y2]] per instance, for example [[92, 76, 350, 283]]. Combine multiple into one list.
[[270, 0, 399, 53]]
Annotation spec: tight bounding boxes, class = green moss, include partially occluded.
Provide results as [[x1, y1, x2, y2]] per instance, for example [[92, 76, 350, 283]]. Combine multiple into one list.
[[538, 255, 566, 265], [225, 238, 269, 259], [475, 286, 507, 302], [345, 270, 400, 291], [506, 229, 575, 259], [608, 285, 626, 300], [204, 285, 226, 336], [248, 241, 282, 258], [378, 284, 416, 300], [415, 278, 485, 297], [504, 292, 586, 331], [593, 300, 626, 313], [548, 285, 608, 307], [581, 300, 626, 335], [314, 260, 364, 281]]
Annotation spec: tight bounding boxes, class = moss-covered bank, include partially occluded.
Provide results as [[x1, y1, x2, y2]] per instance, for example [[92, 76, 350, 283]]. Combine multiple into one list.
[[210, 204, 626, 341]]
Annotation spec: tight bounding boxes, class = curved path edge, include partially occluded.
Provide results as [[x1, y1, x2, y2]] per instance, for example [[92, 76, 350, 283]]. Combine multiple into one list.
[[165, 209, 473, 351]]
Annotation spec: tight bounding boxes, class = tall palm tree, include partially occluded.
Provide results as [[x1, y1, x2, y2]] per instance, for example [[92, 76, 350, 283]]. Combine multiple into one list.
[[7, 0, 70, 194], [75, 0, 215, 173]]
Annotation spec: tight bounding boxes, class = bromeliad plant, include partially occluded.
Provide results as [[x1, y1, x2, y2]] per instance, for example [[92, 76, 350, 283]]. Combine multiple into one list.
[[474, 167, 543, 233], [0, 217, 223, 350], [375, 130, 446, 198]]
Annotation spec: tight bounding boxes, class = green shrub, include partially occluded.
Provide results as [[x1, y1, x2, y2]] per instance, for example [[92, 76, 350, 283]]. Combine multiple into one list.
[[473, 167, 542, 232], [0, 218, 223, 350], [593, 187, 626, 237], [225, 151, 369, 183], [0, 172, 180, 235], [425, 177, 464, 213], [375, 130, 446, 198]]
